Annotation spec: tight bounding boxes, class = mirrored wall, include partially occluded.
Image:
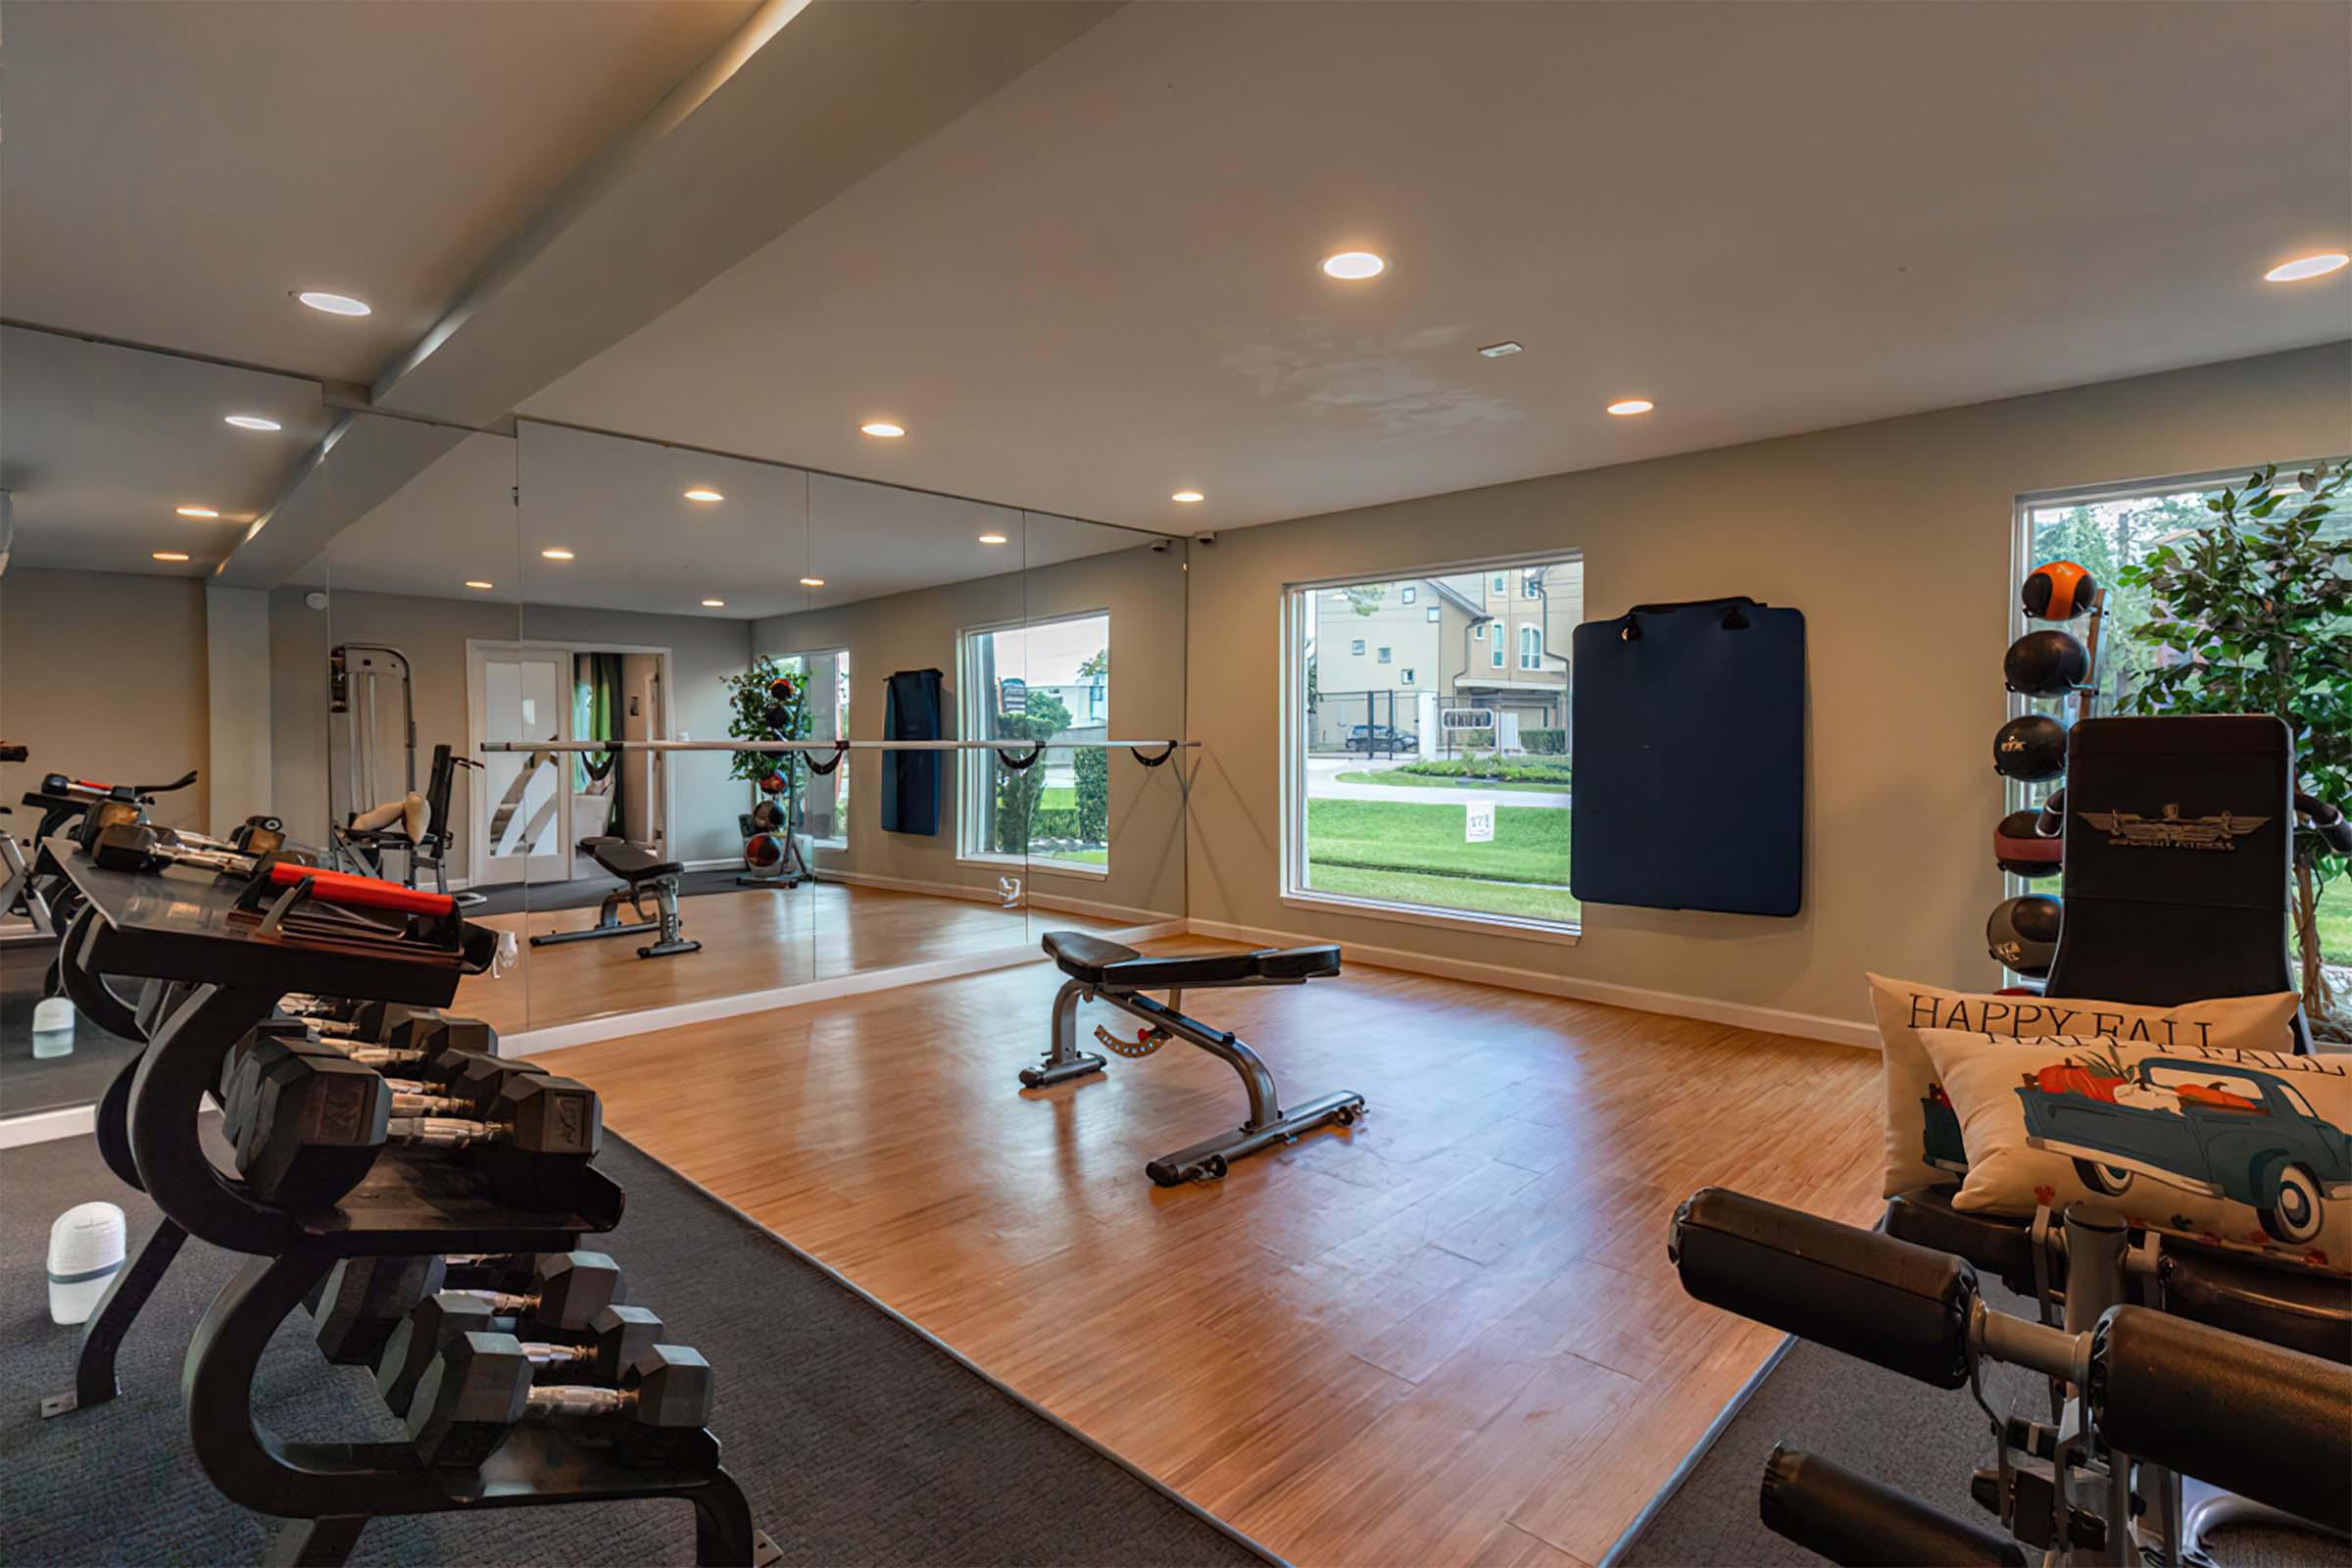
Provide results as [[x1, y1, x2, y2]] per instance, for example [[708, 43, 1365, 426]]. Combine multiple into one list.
[[0, 326, 329, 1116], [0, 353, 1188, 1116], [478, 419, 1191, 1035]]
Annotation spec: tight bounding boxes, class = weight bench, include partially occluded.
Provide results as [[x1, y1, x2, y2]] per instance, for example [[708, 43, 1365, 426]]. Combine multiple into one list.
[[528, 837, 700, 959], [1026, 931, 1365, 1186]]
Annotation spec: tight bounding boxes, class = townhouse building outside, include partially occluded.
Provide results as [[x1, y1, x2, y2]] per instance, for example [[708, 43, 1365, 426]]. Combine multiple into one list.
[[1307, 560, 1584, 757]]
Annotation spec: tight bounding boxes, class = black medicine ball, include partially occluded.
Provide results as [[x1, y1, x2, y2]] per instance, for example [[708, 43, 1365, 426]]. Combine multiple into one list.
[[1987, 895, 2062, 977], [1993, 809, 2062, 878], [2002, 630, 2089, 698], [1992, 713, 2068, 781]]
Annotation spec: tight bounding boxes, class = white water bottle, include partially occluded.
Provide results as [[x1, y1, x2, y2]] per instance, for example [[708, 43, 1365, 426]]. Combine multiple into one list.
[[31, 996, 74, 1058], [49, 1202, 125, 1325]]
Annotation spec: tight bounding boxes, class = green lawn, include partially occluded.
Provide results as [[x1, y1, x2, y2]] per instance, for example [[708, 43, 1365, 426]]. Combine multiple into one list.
[[2317, 876, 2350, 966], [1305, 862, 1580, 924], [1039, 785, 1075, 810], [1035, 846, 1107, 865], [1305, 797, 1568, 885], [1335, 770, 1572, 795]]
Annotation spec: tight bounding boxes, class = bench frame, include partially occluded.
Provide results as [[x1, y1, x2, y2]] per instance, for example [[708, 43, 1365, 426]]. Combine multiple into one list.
[[1022, 953, 1364, 1186], [529, 839, 700, 960]]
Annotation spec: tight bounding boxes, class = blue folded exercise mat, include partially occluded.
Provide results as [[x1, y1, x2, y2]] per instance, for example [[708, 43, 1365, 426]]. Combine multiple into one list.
[[1570, 597, 1805, 916], [882, 667, 944, 836]]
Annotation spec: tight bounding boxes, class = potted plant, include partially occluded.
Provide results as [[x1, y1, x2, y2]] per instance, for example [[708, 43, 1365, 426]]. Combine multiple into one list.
[[2117, 462, 2351, 1037]]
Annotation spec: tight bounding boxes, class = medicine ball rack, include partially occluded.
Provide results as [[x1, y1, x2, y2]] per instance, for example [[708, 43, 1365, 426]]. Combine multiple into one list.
[[35, 836, 763, 1567]]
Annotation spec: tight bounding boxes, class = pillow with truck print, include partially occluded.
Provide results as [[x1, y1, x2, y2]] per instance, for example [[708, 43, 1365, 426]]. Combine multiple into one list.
[[1919, 1029, 2349, 1276], [1866, 975, 2299, 1198]]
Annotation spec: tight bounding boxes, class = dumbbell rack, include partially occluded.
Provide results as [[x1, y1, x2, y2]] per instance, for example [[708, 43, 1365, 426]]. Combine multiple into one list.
[[40, 839, 761, 1567]]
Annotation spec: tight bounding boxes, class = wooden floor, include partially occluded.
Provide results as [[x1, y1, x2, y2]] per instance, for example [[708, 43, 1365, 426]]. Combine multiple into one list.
[[454, 882, 1137, 1035], [550, 940, 1884, 1567]]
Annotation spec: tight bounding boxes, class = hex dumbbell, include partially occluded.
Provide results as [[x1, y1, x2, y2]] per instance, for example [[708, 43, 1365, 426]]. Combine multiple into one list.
[[312, 1250, 620, 1366], [377, 1293, 663, 1415], [410, 1333, 713, 1470], [235, 1055, 601, 1212]]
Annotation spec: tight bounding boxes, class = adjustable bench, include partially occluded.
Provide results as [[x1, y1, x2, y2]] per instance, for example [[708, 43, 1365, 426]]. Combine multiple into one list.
[[1027, 931, 1365, 1186], [527, 837, 700, 959]]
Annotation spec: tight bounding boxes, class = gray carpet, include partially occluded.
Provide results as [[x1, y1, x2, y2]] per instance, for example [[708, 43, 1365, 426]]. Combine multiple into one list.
[[1617, 1277, 2350, 1567], [1, 1132, 1272, 1568]]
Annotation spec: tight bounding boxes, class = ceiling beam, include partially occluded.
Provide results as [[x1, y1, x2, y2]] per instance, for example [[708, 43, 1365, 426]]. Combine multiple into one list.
[[214, 414, 467, 587], [220, 0, 1117, 587], [369, 0, 1121, 429]]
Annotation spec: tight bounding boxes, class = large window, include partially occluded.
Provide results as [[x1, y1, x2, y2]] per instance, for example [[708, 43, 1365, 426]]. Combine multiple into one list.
[[1291, 558, 1581, 931], [2017, 466, 2348, 969], [773, 648, 849, 845], [959, 612, 1110, 873]]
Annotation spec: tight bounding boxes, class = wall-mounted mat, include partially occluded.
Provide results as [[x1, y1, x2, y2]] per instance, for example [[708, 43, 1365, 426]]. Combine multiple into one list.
[[1570, 597, 1805, 916], [882, 667, 944, 836]]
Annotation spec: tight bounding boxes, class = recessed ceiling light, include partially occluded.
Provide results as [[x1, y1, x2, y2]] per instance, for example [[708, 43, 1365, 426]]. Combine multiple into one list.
[[175, 505, 220, 518], [465, 580, 494, 590], [152, 551, 191, 563], [1320, 251, 1387, 280], [541, 548, 575, 561], [294, 290, 372, 317], [224, 414, 283, 432], [1605, 399, 1655, 416], [684, 488, 723, 503], [1171, 490, 1204, 504], [2265, 252, 2349, 282], [977, 532, 1009, 545], [1478, 341, 1524, 358], [860, 421, 906, 438], [800, 576, 826, 587], [702, 598, 726, 608]]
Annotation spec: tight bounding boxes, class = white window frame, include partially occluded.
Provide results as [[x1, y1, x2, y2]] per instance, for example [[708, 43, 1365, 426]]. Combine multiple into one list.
[[2000, 455, 2346, 968], [1279, 551, 1582, 944], [1491, 641, 1505, 669], [1519, 624, 1542, 669], [765, 645, 851, 850], [1400, 666, 1415, 685], [1401, 585, 1417, 604], [956, 609, 1113, 880], [1425, 607, 1441, 623], [1491, 573, 1507, 595], [1474, 622, 1487, 641]]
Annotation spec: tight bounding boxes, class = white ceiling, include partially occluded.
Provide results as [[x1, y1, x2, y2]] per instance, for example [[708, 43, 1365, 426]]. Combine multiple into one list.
[[524, 1, 2352, 532], [0, 327, 333, 574], [0, 0, 756, 383], [313, 418, 1150, 617]]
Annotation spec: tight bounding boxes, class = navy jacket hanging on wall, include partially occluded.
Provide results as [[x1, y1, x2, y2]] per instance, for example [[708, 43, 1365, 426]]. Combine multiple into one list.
[[1569, 597, 1805, 916], [882, 668, 945, 836]]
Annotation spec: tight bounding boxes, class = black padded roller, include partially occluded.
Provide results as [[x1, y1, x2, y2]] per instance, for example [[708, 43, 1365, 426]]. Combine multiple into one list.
[[1672, 1188, 1976, 1388], [2092, 1304, 2352, 1533], [1760, 1446, 2027, 1567]]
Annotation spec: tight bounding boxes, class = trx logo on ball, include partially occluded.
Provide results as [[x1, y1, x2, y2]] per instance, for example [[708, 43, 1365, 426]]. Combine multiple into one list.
[[2080, 805, 2273, 852]]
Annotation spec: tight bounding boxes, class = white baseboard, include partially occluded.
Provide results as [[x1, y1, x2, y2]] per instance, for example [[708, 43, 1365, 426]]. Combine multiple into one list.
[[0, 1102, 97, 1150], [681, 857, 738, 873], [1185, 916, 1880, 1051], [500, 917, 1184, 1057]]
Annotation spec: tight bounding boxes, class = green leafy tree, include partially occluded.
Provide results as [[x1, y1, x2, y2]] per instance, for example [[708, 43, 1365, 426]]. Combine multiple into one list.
[[2117, 463, 2352, 1033], [991, 688, 1072, 855]]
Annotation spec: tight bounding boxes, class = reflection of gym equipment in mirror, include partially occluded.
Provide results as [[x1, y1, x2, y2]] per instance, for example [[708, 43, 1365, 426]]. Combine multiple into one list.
[[1023, 929, 1365, 1187], [327, 645, 482, 900], [530, 837, 701, 960]]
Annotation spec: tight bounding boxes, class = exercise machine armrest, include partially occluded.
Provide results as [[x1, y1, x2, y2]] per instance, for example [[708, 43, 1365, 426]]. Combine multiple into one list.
[[1671, 1188, 1976, 1389], [2091, 1304, 2352, 1533]]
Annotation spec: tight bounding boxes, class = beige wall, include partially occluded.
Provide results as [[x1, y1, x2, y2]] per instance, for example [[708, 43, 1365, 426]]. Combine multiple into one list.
[[1185, 342, 2352, 1031], [1, 569, 211, 832], [754, 541, 1188, 919]]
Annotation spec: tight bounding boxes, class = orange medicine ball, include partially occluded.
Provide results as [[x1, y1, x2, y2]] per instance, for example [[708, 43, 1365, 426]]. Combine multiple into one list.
[[2021, 560, 2096, 620]]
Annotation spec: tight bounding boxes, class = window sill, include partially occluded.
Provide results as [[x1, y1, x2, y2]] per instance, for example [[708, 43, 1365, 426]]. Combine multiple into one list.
[[1279, 888, 1582, 947]]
